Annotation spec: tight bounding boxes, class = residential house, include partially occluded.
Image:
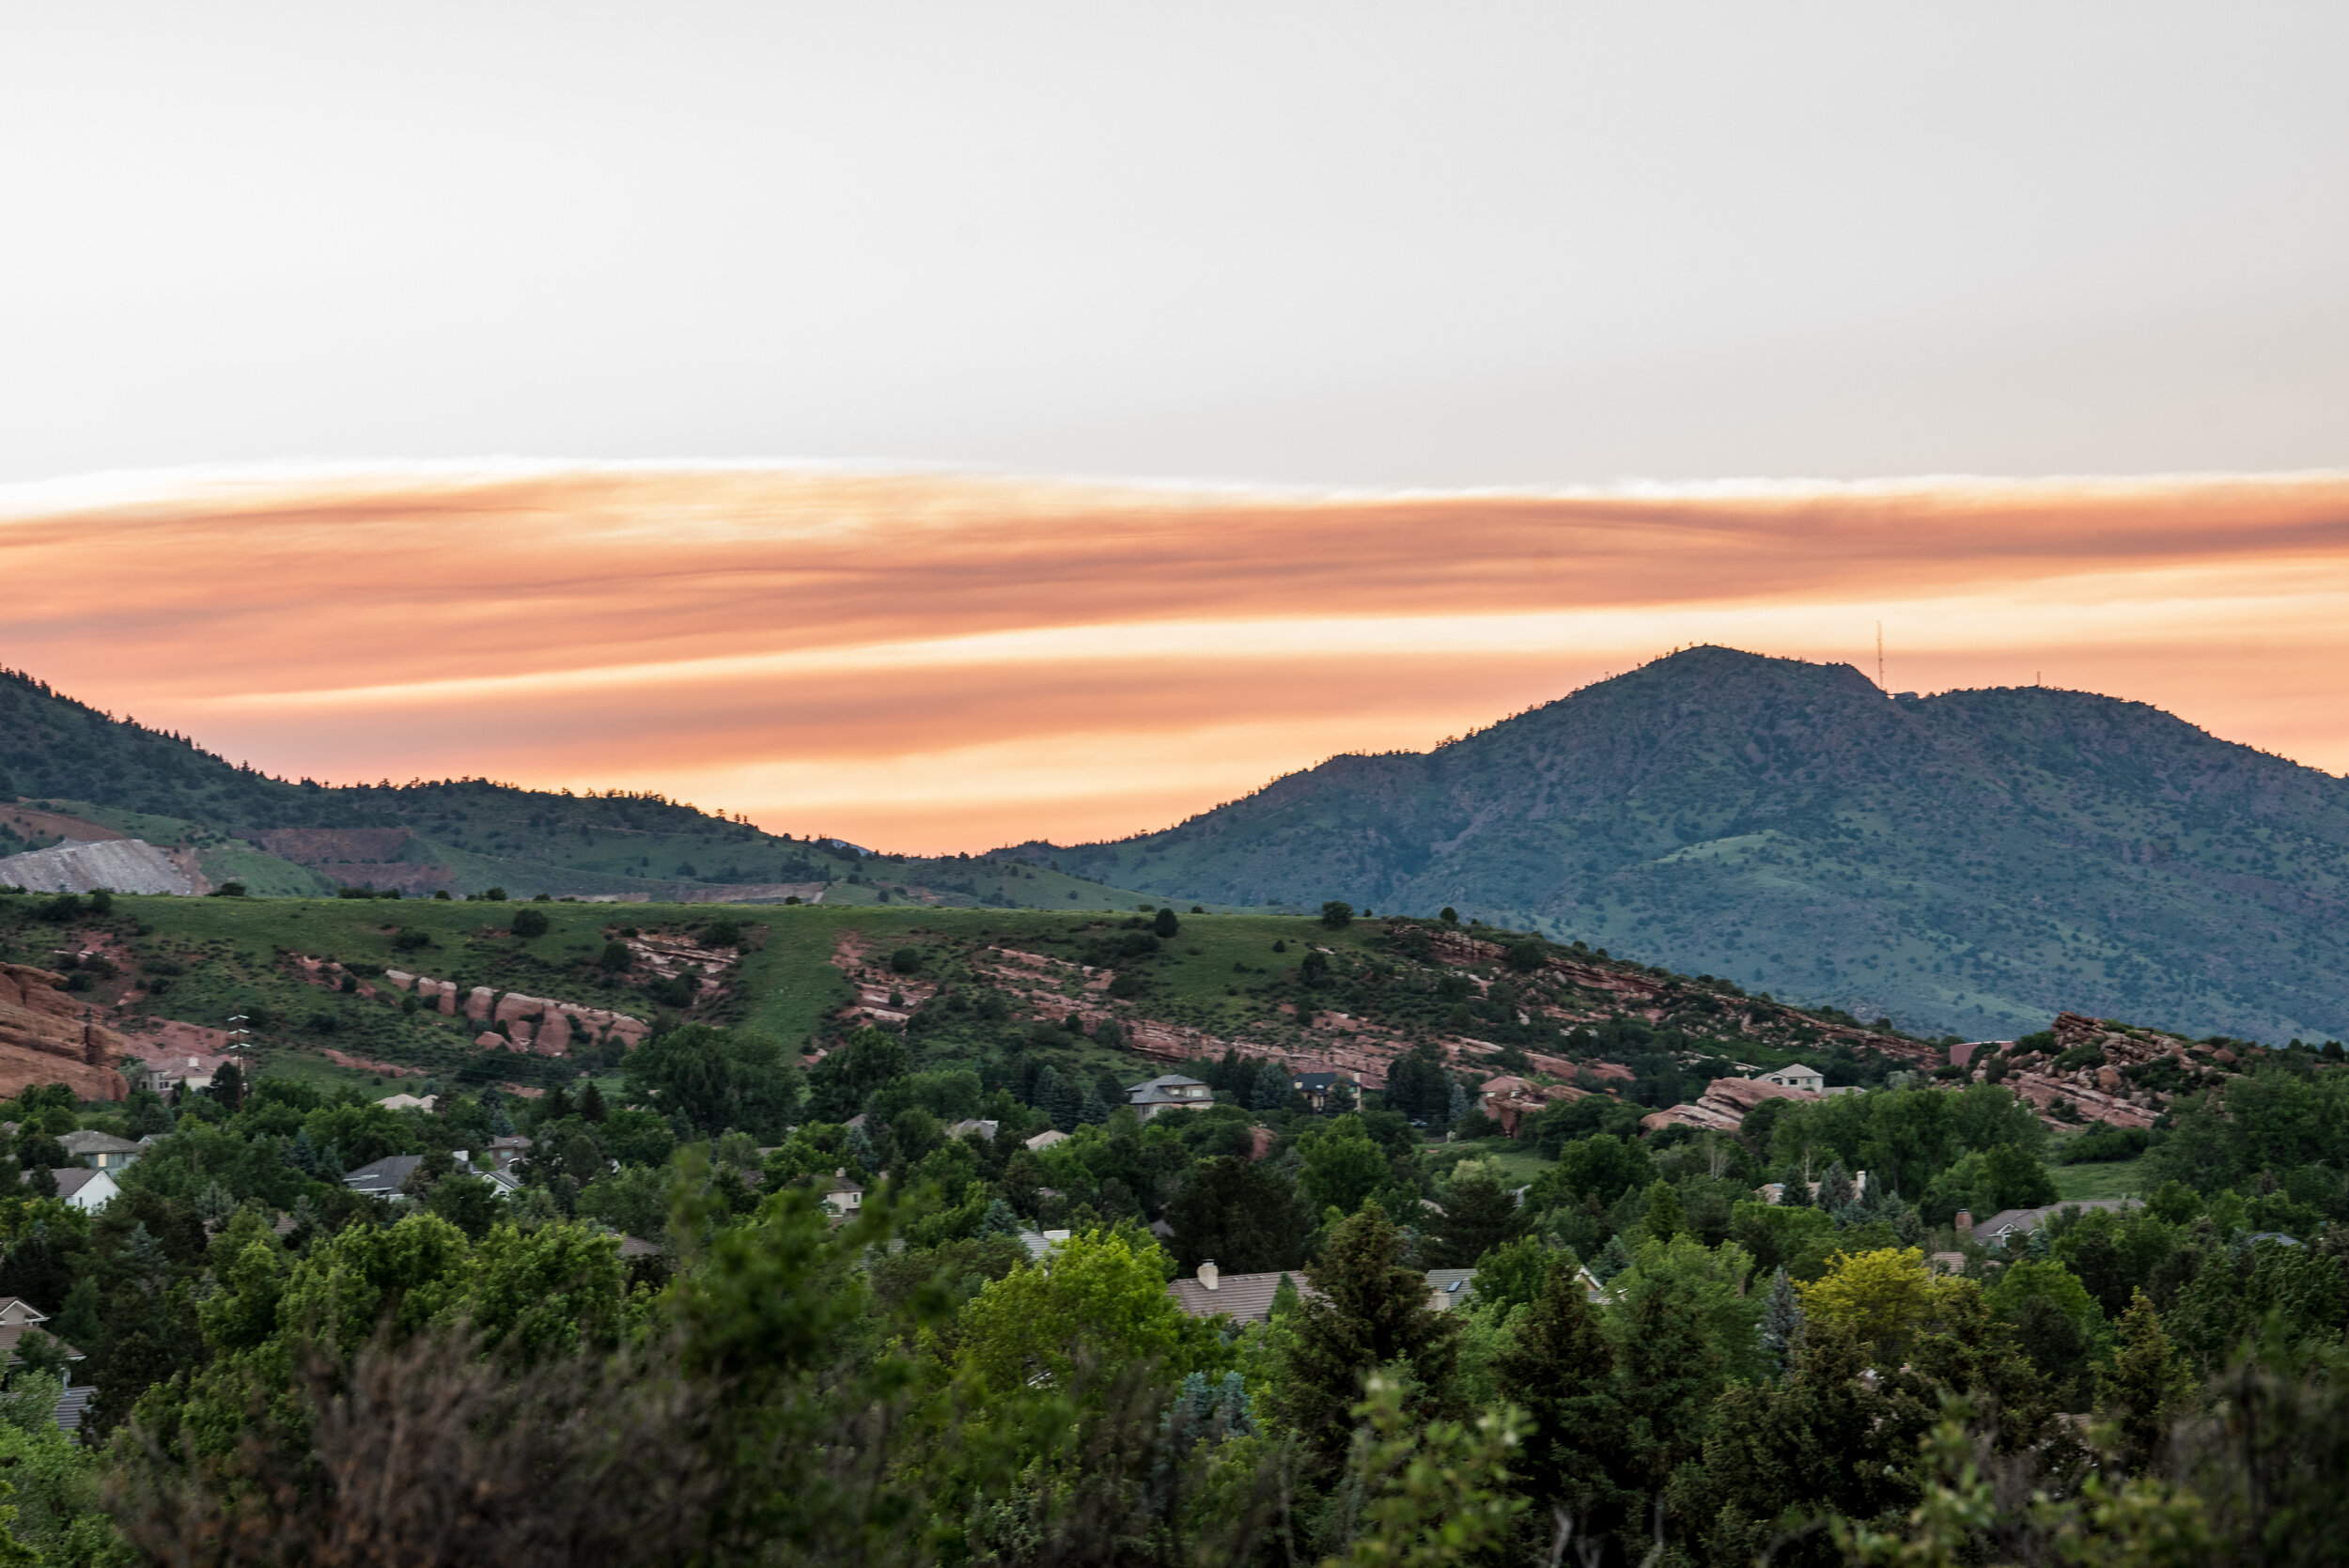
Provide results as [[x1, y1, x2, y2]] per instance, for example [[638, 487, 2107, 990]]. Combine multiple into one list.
[[484, 1134, 534, 1171], [821, 1174, 863, 1218], [26, 1169, 119, 1212], [1974, 1197, 2141, 1248], [344, 1155, 424, 1201], [1753, 1063, 1826, 1093], [1165, 1259, 1318, 1322], [946, 1118, 1000, 1142], [1126, 1074, 1214, 1121], [1023, 1129, 1070, 1152], [1289, 1071, 1358, 1113], [1017, 1228, 1073, 1262], [57, 1130, 142, 1172], [1424, 1268, 1478, 1312], [132, 1053, 234, 1095]]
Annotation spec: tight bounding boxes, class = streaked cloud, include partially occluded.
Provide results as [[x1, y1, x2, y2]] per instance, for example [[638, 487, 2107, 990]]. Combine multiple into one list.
[[3, 464, 2344, 851]]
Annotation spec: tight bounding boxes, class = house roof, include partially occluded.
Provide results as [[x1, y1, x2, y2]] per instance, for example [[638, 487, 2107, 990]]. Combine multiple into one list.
[[1024, 1129, 1069, 1151], [616, 1235, 663, 1258], [1425, 1267, 1478, 1304], [1127, 1074, 1206, 1094], [48, 1169, 113, 1202], [344, 1155, 424, 1196], [1292, 1071, 1351, 1089], [946, 1119, 1000, 1141], [57, 1130, 141, 1156], [1975, 1196, 2141, 1241], [1164, 1270, 1320, 1322]]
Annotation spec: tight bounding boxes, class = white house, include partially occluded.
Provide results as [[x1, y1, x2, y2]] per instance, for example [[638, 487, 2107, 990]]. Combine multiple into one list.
[[1753, 1063, 1826, 1093], [821, 1174, 863, 1218], [31, 1168, 119, 1213]]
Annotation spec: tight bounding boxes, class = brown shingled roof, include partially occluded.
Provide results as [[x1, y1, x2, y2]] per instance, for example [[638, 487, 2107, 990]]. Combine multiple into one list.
[[1164, 1270, 1319, 1323]]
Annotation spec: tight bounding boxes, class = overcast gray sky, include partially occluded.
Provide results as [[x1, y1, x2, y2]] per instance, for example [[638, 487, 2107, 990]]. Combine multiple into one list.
[[6, 2, 2344, 489]]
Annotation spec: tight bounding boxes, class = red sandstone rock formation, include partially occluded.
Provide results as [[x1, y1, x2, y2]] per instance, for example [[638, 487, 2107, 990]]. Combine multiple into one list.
[[0, 964, 129, 1099], [1641, 1074, 1820, 1134]]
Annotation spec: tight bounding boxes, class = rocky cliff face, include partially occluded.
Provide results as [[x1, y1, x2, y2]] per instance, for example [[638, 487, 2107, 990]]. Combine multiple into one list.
[[0, 964, 129, 1099]]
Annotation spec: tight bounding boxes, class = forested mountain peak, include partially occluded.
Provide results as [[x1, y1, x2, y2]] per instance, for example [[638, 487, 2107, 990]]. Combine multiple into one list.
[[1028, 647, 2349, 1044]]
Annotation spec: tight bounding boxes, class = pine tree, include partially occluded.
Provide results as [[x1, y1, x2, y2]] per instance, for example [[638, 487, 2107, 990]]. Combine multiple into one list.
[[1760, 1265, 1804, 1370], [1274, 1203, 1462, 1466], [1593, 1233, 1635, 1283], [1817, 1161, 1857, 1214], [290, 1126, 319, 1175], [1447, 1077, 1470, 1126], [1251, 1061, 1289, 1112], [579, 1081, 608, 1123], [196, 1181, 236, 1229], [1778, 1166, 1812, 1208], [1078, 1084, 1111, 1126], [1498, 1254, 1627, 1533], [979, 1197, 1021, 1235], [1643, 1179, 1688, 1244], [2098, 1288, 2196, 1473], [1425, 1166, 1530, 1267]]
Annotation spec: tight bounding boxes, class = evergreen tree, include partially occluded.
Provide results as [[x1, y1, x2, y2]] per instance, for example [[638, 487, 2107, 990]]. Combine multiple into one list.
[[1251, 1061, 1289, 1112], [1424, 1166, 1529, 1267], [1642, 1179, 1688, 1244], [1497, 1254, 1627, 1533], [579, 1081, 608, 1123], [1760, 1265, 1804, 1370], [1275, 1203, 1462, 1465], [289, 1126, 319, 1175], [1816, 1161, 1857, 1215], [195, 1181, 236, 1229], [1613, 1276, 1727, 1537], [1166, 1157, 1315, 1274], [1672, 1326, 1922, 1568], [2098, 1289, 2196, 1473], [1593, 1233, 1635, 1283], [1153, 908, 1179, 939], [1777, 1166, 1812, 1207], [1447, 1077, 1470, 1127], [979, 1198, 1021, 1235], [1077, 1083, 1111, 1126]]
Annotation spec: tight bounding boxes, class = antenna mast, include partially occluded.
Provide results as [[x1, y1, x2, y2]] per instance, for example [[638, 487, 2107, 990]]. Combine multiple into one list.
[[1876, 622, 1884, 691]]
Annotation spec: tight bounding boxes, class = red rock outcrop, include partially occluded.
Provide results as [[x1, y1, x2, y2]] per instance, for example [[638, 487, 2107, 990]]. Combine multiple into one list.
[[1641, 1075, 1819, 1134], [0, 964, 129, 1099]]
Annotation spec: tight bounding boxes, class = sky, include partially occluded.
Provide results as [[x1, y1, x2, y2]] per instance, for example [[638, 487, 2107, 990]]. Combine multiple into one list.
[[4, 466, 2345, 853], [2, 6, 2344, 849]]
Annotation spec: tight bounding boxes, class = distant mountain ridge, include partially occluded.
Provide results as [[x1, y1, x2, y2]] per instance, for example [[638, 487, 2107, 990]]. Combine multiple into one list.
[[1013, 647, 2349, 1043], [0, 669, 1145, 913]]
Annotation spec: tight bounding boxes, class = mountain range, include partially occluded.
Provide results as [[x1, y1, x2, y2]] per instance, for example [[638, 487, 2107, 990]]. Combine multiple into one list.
[[7, 650, 2346, 1044], [0, 668, 1143, 914], [1016, 646, 2349, 1044]]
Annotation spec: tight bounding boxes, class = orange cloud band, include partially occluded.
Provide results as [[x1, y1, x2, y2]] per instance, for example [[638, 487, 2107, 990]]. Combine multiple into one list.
[[5, 464, 2345, 852]]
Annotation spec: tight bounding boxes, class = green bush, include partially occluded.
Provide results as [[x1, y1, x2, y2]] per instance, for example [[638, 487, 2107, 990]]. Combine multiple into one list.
[[510, 908, 551, 939]]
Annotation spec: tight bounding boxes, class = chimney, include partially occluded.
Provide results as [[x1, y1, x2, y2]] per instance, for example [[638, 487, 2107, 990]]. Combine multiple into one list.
[[1955, 1210, 1973, 1236], [1198, 1260, 1220, 1292]]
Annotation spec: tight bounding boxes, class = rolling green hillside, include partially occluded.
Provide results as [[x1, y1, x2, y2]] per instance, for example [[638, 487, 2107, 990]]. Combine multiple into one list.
[[1021, 646, 2349, 1043], [0, 886, 1957, 1117]]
